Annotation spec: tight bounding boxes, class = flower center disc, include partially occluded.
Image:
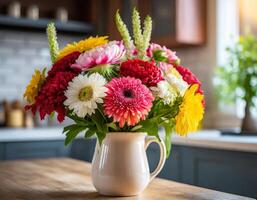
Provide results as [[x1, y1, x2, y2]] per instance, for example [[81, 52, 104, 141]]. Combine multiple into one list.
[[123, 89, 134, 98], [79, 86, 93, 101]]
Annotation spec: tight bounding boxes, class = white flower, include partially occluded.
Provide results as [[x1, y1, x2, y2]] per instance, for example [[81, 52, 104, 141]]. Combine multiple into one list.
[[151, 81, 177, 105], [166, 73, 188, 96], [64, 73, 107, 117], [151, 74, 188, 105]]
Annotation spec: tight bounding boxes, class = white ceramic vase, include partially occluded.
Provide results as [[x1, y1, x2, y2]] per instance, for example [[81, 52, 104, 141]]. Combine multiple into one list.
[[91, 132, 166, 196]]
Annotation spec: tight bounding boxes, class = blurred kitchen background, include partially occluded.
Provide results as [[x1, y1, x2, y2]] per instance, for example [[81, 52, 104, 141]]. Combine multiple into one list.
[[0, 0, 257, 199]]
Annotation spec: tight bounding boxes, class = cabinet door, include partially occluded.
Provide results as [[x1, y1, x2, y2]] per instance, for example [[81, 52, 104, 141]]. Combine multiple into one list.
[[70, 138, 96, 162], [176, 0, 206, 45], [0, 143, 4, 160], [146, 142, 161, 173], [146, 142, 182, 181], [160, 145, 182, 181], [5, 141, 70, 160], [181, 146, 257, 199], [139, 0, 206, 47]]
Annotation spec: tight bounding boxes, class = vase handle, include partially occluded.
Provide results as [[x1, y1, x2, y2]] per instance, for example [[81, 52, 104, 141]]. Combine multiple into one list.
[[145, 137, 166, 182]]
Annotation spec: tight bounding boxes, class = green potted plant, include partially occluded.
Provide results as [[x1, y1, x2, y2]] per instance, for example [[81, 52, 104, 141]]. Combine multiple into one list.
[[215, 35, 257, 134]]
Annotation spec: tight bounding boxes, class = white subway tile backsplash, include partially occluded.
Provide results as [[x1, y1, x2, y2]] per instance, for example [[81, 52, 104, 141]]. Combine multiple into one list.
[[26, 39, 49, 48], [0, 67, 15, 75], [38, 48, 50, 58], [4, 58, 27, 66], [30, 58, 51, 67], [17, 48, 39, 57], [3, 38, 26, 47], [0, 30, 82, 100], [0, 87, 20, 100], [0, 48, 14, 55]]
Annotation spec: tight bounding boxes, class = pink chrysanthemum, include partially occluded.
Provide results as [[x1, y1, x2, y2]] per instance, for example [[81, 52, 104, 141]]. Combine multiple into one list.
[[104, 77, 154, 128], [72, 41, 125, 70]]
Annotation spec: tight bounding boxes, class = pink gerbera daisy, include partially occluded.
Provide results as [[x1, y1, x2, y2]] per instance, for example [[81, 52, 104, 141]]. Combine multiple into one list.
[[104, 77, 154, 128]]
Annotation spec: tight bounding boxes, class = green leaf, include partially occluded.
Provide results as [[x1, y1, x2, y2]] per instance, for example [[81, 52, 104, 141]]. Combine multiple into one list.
[[91, 110, 108, 144], [67, 113, 94, 126], [96, 131, 106, 145], [64, 126, 86, 145], [162, 119, 175, 158], [153, 50, 168, 62], [85, 128, 96, 138], [107, 122, 118, 131], [139, 119, 159, 137], [63, 124, 78, 134]]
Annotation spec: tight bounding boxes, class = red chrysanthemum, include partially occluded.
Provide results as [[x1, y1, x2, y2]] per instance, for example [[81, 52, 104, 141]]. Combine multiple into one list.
[[27, 72, 76, 122], [47, 51, 81, 78], [104, 77, 154, 128], [120, 59, 163, 87]]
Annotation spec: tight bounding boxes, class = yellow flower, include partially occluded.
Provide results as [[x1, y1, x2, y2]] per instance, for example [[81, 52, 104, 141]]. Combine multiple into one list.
[[56, 36, 108, 61], [23, 69, 45, 104], [175, 84, 204, 136]]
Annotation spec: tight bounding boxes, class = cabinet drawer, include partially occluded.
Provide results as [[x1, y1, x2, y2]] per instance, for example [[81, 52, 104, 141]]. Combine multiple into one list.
[[5, 141, 70, 160]]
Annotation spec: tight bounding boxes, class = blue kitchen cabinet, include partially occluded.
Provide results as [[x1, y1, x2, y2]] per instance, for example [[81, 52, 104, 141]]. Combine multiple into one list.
[[179, 146, 257, 198], [0, 143, 4, 160], [146, 142, 160, 173], [160, 146, 182, 182], [146, 144, 257, 198], [5, 141, 71, 160], [146, 143, 182, 182], [70, 138, 96, 162]]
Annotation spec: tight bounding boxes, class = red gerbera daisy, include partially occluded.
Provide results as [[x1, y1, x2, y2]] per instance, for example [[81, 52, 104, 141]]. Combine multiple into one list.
[[120, 59, 163, 87], [104, 77, 154, 128]]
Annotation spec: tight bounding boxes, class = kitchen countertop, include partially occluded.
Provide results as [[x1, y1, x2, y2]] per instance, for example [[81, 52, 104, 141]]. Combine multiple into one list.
[[0, 128, 257, 153], [0, 127, 72, 142], [0, 158, 253, 200]]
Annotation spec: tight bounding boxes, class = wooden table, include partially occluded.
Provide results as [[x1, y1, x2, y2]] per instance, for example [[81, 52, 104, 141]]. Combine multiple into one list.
[[0, 158, 253, 200]]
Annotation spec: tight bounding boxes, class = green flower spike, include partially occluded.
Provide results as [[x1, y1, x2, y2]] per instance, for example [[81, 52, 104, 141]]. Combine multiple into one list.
[[46, 22, 59, 64], [142, 15, 152, 60], [115, 10, 133, 59], [132, 8, 144, 58]]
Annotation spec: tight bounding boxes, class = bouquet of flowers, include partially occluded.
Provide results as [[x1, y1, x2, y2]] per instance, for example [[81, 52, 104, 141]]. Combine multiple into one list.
[[24, 9, 204, 156]]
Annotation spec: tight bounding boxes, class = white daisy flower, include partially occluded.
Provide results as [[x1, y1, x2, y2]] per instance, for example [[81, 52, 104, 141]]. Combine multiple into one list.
[[64, 73, 107, 117]]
